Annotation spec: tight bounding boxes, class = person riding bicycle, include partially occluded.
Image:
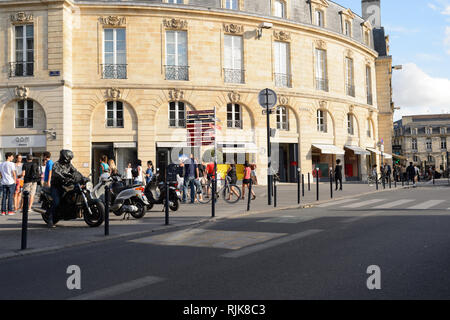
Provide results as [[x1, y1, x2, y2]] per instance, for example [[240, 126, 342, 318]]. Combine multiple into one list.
[[47, 149, 86, 228]]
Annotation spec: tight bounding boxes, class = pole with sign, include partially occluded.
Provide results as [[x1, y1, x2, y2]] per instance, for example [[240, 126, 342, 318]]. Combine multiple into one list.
[[258, 88, 277, 206]]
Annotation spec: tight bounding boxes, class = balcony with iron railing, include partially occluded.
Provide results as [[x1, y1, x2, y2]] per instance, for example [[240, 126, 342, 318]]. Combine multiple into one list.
[[101, 64, 127, 79], [346, 83, 355, 97], [274, 73, 292, 88], [15, 118, 33, 128], [9, 61, 34, 77], [315, 77, 329, 92], [224, 68, 245, 84], [165, 65, 189, 81], [227, 120, 242, 129]]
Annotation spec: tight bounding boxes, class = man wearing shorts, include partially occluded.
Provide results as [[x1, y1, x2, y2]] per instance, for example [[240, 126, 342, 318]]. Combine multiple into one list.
[[1, 153, 17, 216], [22, 154, 41, 211]]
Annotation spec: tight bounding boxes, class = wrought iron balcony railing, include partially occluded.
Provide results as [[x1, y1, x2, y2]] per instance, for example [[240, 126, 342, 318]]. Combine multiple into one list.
[[315, 77, 329, 92], [102, 64, 127, 79], [224, 68, 245, 84], [227, 120, 242, 129], [165, 65, 189, 81], [274, 73, 292, 88], [346, 83, 355, 97], [9, 61, 34, 77], [367, 93, 373, 105], [15, 118, 33, 128]]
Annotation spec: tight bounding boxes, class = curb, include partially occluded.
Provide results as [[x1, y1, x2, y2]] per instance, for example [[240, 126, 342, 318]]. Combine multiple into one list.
[[0, 184, 417, 261]]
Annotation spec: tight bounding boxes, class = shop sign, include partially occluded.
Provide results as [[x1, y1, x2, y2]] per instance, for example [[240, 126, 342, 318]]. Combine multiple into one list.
[[0, 135, 46, 148]]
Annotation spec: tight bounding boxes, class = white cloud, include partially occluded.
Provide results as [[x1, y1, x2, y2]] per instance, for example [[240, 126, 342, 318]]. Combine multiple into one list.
[[393, 63, 450, 120], [445, 26, 450, 54]]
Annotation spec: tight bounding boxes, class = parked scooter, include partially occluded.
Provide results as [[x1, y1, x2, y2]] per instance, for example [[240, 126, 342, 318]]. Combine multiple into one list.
[[92, 173, 149, 219], [144, 173, 181, 212], [40, 177, 105, 227]]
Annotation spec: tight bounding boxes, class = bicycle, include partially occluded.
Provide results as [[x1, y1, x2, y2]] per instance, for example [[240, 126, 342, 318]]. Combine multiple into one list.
[[197, 176, 241, 204], [367, 174, 382, 186]]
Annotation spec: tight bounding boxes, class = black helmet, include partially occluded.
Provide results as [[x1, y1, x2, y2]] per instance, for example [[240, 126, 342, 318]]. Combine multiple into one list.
[[59, 149, 74, 164]]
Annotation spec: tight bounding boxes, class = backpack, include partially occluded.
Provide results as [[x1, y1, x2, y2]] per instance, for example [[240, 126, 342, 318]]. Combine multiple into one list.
[[31, 162, 41, 181], [131, 167, 139, 178]]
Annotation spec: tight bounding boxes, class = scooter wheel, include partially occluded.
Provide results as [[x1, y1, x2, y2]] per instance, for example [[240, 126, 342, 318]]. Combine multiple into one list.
[[146, 203, 154, 211]]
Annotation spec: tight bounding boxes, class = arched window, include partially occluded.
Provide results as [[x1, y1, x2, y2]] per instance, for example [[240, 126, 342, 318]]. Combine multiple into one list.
[[277, 106, 289, 131], [347, 114, 354, 135], [315, 10, 324, 27], [106, 101, 124, 128], [16, 99, 34, 128], [227, 103, 242, 129], [317, 110, 327, 133], [169, 101, 186, 128]]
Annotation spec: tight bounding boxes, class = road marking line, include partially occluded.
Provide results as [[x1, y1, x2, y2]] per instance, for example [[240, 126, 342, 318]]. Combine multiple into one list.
[[372, 199, 415, 209], [408, 200, 446, 210], [342, 213, 376, 224], [341, 199, 384, 208], [69, 276, 164, 300], [317, 198, 359, 208], [258, 216, 316, 224], [221, 229, 323, 258]]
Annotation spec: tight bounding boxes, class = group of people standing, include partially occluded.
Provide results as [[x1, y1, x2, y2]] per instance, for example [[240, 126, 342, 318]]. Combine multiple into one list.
[[0, 152, 54, 216], [98, 156, 155, 186]]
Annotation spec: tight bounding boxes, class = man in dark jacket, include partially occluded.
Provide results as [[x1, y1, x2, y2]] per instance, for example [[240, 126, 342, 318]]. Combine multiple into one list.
[[48, 150, 84, 228], [183, 154, 199, 203], [334, 159, 343, 191], [406, 162, 415, 185]]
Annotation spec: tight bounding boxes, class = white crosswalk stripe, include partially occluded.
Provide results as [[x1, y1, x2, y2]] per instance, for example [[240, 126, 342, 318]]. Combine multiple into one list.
[[372, 199, 415, 209], [407, 200, 446, 210], [341, 199, 384, 208], [317, 198, 359, 208]]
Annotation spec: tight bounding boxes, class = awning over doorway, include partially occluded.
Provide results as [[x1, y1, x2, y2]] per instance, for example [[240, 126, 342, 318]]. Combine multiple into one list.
[[157, 142, 191, 148], [312, 144, 345, 155], [221, 143, 258, 154], [344, 145, 370, 156], [383, 153, 393, 160], [393, 154, 407, 160], [366, 147, 382, 155]]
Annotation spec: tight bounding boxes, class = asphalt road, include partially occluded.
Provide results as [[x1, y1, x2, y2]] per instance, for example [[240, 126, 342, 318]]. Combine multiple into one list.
[[1, 185, 450, 300]]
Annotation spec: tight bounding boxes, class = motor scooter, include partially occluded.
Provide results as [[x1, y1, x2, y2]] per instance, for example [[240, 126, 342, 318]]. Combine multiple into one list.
[[144, 173, 181, 212]]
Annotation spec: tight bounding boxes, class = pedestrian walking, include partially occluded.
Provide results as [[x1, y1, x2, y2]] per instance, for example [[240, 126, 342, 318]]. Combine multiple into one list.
[[99, 155, 109, 176], [43, 152, 53, 187], [183, 154, 199, 204], [145, 161, 154, 185], [406, 162, 415, 186], [108, 159, 119, 176], [1, 153, 17, 216], [385, 162, 392, 183], [14, 154, 24, 211], [242, 161, 255, 201], [334, 159, 343, 191], [125, 162, 133, 186], [226, 164, 240, 200], [250, 163, 258, 186], [133, 160, 143, 185], [21, 154, 41, 211]]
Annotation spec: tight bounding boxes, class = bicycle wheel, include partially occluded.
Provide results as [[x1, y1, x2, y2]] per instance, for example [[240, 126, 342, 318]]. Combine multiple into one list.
[[223, 184, 241, 204], [197, 180, 212, 204]]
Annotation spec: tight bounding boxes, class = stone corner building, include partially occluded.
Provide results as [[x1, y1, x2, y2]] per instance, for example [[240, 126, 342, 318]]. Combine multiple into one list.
[[0, 0, 393, 184], [393, 114, 450, 171]]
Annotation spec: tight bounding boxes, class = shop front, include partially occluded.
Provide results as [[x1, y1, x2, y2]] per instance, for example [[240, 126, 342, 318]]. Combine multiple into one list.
[[344, 145, 370, 181], [271, 143, 298, 183], [366, 147, 381, 173], [0, 135, 47, 162], [311, 144, 346, 181]]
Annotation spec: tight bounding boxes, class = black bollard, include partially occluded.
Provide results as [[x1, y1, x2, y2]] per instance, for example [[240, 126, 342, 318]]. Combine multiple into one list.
[[394, 176, 397, 188], [329, 168, 333, 199], [308, 173, 311, 191], [302, 174, 305, 197], [382, 173, 386, 189], [389, 175, 392, 189], [297, 169, 301, 205], [21, 191, 30, 250], [376, 174, 379, 190], [273, 178, 277, 208], [247, 178, 253, 211], [402, 175, 404, 187], [316, 169, 319, 202], [165, 170, 169, 225], [104, 186, 110, 236], [433, 170, 435, 185]]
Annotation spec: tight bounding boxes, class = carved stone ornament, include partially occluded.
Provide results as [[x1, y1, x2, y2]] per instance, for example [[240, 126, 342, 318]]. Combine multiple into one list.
[[345, 49, 353, 58], [163, 18, 188, 30], [228, 91, 241, 103], [99, 16, 126, 26], [168, 88, 184, 101], [223, 23, 244, 34], [315, 40, 327, 50], [368, 110, 374, 119], [279, 95, 290, 106], [11, 12, 33, 24], [273, 30, 291, 41], [108, 88, 121, 100], [318, 100, 328, 110], [349, 105, 355, 113], [15, 86, 29, 100]]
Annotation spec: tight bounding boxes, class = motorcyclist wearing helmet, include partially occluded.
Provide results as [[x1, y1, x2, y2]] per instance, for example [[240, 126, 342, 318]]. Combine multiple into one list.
[[47, 150, 85, 228]]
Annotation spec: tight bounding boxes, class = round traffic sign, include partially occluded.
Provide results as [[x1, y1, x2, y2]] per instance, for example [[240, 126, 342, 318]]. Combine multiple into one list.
[[258, 88, 277, 109]]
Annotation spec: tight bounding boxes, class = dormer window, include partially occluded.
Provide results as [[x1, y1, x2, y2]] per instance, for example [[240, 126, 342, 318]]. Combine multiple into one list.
[[344, 20, 351, 36], [315, 10, 324, 27], [274, 0, 287, 18]]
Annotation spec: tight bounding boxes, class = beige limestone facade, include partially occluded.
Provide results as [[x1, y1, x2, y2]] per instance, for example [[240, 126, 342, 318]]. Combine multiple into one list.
[[0, 0, 387, 184]]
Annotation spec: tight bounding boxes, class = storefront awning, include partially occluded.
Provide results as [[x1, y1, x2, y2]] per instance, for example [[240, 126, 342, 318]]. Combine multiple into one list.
[[312, 144, 345, 155], [383, 153, 393, 159], [157, 142, 191, 148], [393, 154, 407, 160], [366, 147, 382, 155], [344, 145, 370, 156], [221, 143, 258, 154]]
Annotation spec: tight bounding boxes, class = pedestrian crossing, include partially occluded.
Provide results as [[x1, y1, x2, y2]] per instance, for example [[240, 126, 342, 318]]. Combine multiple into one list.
[[328, 198, 449, 210]]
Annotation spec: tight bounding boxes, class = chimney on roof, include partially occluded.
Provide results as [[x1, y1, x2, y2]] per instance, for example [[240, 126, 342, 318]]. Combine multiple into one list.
[[362, 0, 381, 28]]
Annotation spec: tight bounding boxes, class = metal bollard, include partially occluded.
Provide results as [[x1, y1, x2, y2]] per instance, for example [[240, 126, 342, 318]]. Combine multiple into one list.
[[389, 175, 392, 189], [302, 174, 305, 197], [165, 170, 170, 225], [433, 171, 435, 185], [274, 178, 277, 208], [247, 178, 253, 211], [329, 168, 333, 199], [394, 176, 397, 188], [382, 173, 386, 189], [104, 186, 110, 236], [376, 174, 379, 190], [21, 191, 30, 250], [297, 169, 301, 205], [316, 169, 319, 201], [308, 173, 311, 191]]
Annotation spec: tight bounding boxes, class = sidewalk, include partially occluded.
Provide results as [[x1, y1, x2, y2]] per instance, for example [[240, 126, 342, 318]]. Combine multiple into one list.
[[0, 181, 414, 259]]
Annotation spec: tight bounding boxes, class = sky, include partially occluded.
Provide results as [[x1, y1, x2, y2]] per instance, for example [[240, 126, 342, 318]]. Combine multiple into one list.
[[336, 0, 450, 120]]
